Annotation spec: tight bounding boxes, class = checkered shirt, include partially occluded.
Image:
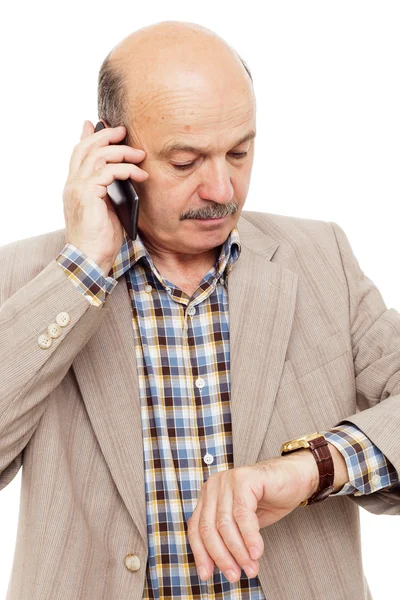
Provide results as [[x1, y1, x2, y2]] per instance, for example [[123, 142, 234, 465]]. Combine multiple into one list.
[[56, 226, 399, 599]]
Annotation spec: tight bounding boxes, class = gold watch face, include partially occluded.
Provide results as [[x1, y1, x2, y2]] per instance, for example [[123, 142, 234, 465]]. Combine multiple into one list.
[[280, 432, 320, 454]]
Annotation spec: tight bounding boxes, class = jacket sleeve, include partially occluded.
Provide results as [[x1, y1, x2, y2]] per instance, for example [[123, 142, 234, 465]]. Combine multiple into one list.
[[327, 220, 400, 515], [0, 239, 109, 491]]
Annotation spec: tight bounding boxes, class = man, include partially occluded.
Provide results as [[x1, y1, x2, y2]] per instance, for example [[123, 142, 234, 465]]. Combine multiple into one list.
[[0, 20, 399, 600]]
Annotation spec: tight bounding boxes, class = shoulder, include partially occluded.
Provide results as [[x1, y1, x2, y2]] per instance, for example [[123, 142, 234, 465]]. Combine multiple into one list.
[[239, 210, 341, 257], [0, 228, 66, 299], [240, 210, 335, 247]]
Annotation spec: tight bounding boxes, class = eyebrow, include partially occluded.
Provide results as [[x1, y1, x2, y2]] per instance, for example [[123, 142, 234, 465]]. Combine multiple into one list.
[[157, 129, 257, 158]]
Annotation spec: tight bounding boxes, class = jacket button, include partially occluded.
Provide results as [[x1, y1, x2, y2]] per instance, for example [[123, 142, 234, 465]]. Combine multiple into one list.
[[124, 554, 140, 572], [47, 323, 62, 338], [56, 312, 70, 327], [38, 333, 53, 349]]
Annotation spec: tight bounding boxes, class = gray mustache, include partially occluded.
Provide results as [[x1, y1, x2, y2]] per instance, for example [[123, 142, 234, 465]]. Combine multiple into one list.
[[180, 202, 238, 220]]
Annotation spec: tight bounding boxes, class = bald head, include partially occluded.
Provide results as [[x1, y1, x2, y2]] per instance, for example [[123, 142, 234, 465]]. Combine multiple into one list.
[[97, 21, 256, 259], [97, 21, 254, 146]]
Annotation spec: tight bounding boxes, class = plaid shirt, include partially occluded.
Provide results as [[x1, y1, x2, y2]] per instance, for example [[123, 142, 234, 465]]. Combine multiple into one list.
[[56, 226, 399, 599]]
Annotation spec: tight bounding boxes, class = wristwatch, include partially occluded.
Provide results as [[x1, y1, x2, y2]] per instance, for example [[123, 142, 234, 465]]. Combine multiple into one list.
[[280, 432, 335, 506]]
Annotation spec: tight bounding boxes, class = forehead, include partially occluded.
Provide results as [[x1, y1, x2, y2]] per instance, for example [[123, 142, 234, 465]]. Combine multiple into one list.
[[130, 70, 256, 150], [154, 98, 256, 157]]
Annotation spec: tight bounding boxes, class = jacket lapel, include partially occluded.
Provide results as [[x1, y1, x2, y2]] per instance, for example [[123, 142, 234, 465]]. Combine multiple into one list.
[[230, 217, 298, 468], [72, 276, 148, 545], [71, 215, 298, 546]]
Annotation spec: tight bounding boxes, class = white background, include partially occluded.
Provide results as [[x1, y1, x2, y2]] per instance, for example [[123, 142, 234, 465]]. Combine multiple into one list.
[[0, 1, 399, 598]]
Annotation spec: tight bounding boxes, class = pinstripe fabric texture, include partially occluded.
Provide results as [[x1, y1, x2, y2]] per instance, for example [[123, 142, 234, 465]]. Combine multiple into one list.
[[55, 226, 399, 598], [1, 211, 400, 599]]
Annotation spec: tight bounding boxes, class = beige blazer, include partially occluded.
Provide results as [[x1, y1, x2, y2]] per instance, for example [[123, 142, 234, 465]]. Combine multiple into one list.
[[0, 211, 399, 599]]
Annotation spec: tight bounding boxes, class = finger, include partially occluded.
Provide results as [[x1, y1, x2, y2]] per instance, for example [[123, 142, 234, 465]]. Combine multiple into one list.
[[232, 487, 264, 562], [78, 144, 146, 179], [216, 485, 259, 579], [89, 163, 149, 194], [80, 120, 94, 141], [69, 124, 127, 177], [196, 477, 243, 583], [187, 497, 215, 581]]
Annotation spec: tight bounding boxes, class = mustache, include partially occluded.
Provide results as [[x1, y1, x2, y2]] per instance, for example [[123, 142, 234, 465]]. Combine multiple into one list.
[[180, 202, 238, 220]]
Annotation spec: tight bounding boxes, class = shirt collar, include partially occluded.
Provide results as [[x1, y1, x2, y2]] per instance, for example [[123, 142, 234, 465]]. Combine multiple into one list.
[[108, 226, 242, 281]]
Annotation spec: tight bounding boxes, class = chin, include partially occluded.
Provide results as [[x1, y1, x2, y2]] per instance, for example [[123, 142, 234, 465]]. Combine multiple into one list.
[[186, 224, 233, 251]]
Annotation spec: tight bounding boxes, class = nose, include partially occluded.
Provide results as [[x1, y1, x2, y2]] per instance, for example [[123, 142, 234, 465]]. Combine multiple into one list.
[[198, 158, 234, 204]]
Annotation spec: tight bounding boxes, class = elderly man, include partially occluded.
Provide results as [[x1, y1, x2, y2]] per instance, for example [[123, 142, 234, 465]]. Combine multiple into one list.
[[0, 20, 399, 600]]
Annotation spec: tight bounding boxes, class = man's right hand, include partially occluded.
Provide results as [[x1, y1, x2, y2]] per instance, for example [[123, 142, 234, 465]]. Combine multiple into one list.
[[63, 120, 148, 275]]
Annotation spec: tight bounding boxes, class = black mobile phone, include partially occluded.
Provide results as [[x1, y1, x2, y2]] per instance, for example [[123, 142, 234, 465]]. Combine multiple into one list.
[[94, 120, 139, 240]]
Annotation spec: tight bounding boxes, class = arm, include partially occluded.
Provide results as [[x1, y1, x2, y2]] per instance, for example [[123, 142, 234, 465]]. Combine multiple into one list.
[[0, 240, 108, 491], [294, 423, 399, 499], [322, 221, 400, 514]]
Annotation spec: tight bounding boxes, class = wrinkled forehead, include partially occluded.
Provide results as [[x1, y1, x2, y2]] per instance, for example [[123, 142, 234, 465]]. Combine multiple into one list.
[[129, 75, 256, 152]]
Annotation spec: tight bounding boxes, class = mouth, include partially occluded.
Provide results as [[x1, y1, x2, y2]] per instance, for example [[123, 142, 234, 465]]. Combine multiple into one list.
[[194, 216, 227, 222]]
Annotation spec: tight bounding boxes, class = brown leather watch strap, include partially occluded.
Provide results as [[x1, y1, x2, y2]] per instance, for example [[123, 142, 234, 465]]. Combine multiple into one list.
[[303, 436, 335, 505]]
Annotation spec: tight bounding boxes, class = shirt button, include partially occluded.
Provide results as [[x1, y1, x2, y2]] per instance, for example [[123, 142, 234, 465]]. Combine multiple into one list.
[[47, 323, 62, 339], [220, 277, 225, 285], [165, 286, 171, 292], [203, 453, 214, 465], [188, 306, 196, 316], [124, 553, 141, 572], [56, 312, 70, 327], [144, 284, 153, 293], [372, 473, 381, 485], [38, 333, 53, 349], [84, 293, 95, 304], [195, 377, 205, 389]]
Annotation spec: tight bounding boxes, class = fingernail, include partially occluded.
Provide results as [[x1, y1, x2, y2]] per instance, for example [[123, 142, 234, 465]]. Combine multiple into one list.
[[226, 569, 239, 583], [197, 566, 208, 580], [249, 546, 260, 560], [243, 565, 257, 578]]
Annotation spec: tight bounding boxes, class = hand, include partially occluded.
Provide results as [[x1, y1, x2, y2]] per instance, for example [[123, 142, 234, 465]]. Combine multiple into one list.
[[187, 452, 318, 583], [62, 120, 149, 274]]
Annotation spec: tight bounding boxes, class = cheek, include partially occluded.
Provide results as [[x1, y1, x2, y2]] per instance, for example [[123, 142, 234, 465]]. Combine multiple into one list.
[[146, 168, 196, 209], [141, 179, 189, 224]]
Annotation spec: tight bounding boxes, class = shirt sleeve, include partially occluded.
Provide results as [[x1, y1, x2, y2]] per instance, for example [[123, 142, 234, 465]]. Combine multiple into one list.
[[55, 243, 118, 307], [321, 422, 400, 496]]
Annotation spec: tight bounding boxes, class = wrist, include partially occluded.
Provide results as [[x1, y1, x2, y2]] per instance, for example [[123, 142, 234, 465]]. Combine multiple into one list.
[[283, 449, 320, 498], [83, 254, 113, 276], [325, 442, 350, 492], [287, 442, 350, 497]]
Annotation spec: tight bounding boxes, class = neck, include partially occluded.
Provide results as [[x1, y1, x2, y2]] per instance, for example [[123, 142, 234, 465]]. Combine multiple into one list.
[[139, 232, 221, 285]]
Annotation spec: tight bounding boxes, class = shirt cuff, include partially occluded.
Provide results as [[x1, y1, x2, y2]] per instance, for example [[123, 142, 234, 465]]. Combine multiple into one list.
[[321, 423, 399, 497], [56, 243, 118, 307]]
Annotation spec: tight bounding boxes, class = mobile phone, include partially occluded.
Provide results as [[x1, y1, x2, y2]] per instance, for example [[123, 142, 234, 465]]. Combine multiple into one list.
[[94, 120, 139, 240]]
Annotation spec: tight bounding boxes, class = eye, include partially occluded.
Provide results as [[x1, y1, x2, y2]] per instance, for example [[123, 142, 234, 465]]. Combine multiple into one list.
[[230, 152, 248, 159], [172, 152, 248, 171], [173, 162, 195, 171]]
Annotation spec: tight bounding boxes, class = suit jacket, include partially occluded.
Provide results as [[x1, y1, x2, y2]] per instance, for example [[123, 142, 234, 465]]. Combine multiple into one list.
[[0, 211, 399, 600]]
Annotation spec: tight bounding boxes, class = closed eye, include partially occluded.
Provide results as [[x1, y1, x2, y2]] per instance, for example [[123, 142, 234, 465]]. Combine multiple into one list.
[[173, 152, 248, 171]]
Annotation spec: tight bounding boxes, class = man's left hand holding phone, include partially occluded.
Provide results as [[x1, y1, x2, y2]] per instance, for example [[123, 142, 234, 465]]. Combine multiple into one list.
[[63, 120, 148, 276]]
